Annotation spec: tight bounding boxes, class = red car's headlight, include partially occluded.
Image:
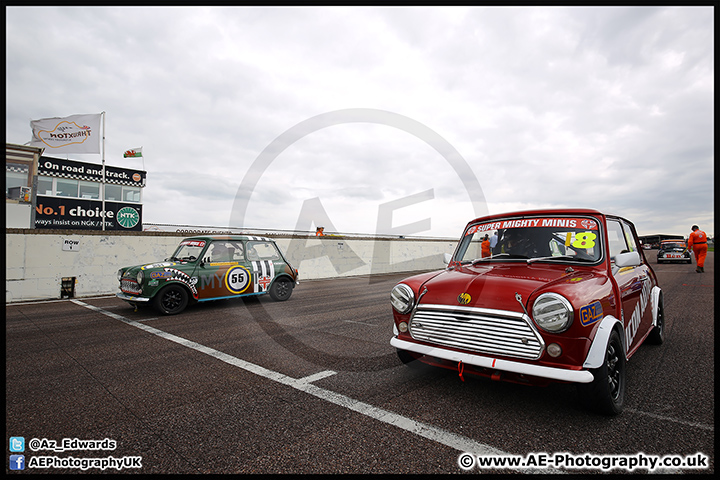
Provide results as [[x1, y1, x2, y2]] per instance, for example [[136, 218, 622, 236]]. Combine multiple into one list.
[[532, 293, 573, 333], [391, 283, 415, 314]]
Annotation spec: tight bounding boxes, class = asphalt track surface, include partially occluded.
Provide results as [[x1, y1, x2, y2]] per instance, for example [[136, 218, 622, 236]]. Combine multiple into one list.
[[6, 252, 714, 474]]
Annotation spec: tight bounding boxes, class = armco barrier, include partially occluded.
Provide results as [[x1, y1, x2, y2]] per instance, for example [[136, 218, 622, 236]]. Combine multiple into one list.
[[5, 229, 457, 303]]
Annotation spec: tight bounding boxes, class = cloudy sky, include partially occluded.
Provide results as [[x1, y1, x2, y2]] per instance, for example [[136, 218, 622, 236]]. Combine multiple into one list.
[[6, 6, 714, 238]]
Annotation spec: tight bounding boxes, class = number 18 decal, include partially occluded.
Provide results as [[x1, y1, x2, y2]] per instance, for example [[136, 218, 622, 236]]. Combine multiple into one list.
[[565, 231, 597, 249], [225, 265, 251, 294]]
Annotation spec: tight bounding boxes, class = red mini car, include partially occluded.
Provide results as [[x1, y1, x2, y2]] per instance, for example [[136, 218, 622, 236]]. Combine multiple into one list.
[[390, 209, 664, 415]]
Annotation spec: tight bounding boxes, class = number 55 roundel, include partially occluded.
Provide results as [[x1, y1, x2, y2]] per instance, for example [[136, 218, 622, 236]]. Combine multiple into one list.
[[225, 265, 251, 294]]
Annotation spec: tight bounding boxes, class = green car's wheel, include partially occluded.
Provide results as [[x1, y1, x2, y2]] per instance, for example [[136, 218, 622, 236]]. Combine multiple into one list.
[[154, 284, 189, 315], [269, 278, 293, 301]]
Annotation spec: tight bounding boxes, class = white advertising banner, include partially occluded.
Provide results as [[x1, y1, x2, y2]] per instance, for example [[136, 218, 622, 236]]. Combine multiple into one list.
[[30, 113, 102, 154]]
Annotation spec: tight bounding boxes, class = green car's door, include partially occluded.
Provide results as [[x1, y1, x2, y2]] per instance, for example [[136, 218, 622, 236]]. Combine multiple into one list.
[[195, 239, 253, 300]]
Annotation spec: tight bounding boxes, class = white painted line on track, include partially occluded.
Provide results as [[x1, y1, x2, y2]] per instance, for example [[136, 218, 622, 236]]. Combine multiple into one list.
[[342, 319, 377, 327], [71, 299, 560, 474], [625, 408, 714, 432], [296, 370, 337, 384]]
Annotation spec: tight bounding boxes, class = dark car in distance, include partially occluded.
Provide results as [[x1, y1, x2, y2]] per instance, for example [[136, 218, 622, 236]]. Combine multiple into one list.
[[656, 240, 691, 264]]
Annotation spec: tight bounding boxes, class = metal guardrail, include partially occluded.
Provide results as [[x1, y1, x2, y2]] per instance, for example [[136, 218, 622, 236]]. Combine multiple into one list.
[[141, 223, 457, 241]]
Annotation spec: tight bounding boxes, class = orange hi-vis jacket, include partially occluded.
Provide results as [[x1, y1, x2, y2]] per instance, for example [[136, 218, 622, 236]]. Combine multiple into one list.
[[688, 229, 708, 268], [481, 239, 491, 257]]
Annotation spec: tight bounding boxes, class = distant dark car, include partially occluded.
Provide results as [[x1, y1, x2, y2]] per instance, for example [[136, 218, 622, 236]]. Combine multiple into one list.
[[656, 240, 690, 264]]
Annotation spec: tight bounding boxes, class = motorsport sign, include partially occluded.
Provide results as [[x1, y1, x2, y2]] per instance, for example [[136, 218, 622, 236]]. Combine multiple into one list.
[[35, 156, 146, 231], [35, 196, 142, 231], [38, 156, 146, 187]]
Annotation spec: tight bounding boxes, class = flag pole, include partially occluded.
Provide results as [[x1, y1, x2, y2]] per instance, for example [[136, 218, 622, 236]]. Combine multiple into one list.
[[101, 111, 106, 231]]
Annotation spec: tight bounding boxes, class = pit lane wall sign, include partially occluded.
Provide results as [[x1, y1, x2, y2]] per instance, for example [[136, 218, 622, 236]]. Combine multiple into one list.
[[35, 196, 142, 231]]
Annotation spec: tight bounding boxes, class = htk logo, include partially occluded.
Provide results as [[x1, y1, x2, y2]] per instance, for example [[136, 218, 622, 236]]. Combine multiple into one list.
[[10, 454, 25, 470]]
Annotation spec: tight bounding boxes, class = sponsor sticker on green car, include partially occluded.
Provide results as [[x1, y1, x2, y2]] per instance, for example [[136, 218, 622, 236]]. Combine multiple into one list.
[[117, 235, 299, 315]]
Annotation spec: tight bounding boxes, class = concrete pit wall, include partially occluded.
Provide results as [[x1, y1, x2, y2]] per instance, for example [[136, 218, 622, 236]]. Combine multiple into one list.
[[5, 229, 457, 303]]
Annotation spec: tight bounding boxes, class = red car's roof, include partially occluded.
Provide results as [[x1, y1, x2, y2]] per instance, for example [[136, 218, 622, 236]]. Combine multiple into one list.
[[465, 208, 607, 226]]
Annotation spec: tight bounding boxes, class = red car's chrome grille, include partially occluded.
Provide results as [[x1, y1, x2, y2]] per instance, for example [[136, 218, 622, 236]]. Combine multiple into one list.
[[409, 304, 545, 360], [121, 279, 142, 295]]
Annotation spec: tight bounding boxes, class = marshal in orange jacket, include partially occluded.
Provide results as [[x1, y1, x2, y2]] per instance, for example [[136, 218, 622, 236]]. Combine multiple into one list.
[[688, 226, 708, 272]]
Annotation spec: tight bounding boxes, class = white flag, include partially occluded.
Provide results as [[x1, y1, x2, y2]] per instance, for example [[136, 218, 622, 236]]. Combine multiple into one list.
[[30, 113, 102, 154]]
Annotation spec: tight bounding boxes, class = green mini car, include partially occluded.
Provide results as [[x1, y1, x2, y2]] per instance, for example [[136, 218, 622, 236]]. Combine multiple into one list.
[[117, 235, 299, 315]]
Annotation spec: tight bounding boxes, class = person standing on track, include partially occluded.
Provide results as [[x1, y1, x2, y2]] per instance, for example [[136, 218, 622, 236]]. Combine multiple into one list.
[[490, 231, 499, 255], [687, 225, 708, 273], [481, 234, 491, 258]]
